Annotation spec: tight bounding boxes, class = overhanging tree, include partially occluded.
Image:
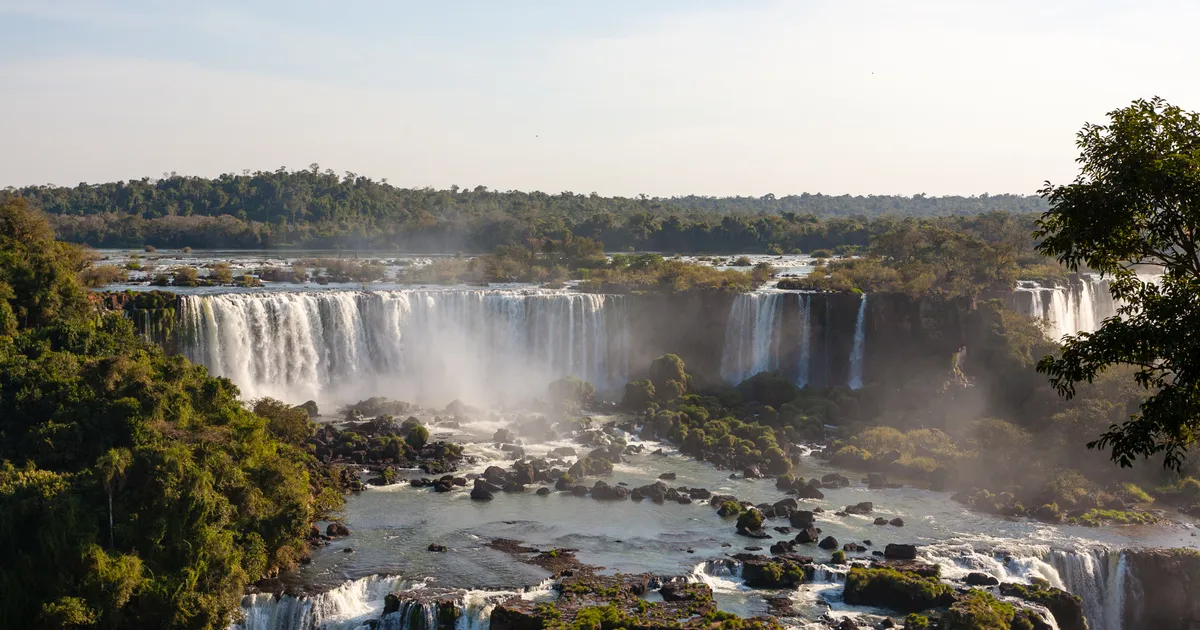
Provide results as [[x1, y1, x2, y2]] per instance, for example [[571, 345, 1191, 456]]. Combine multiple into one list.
[[1035, 97, 1200, 470]]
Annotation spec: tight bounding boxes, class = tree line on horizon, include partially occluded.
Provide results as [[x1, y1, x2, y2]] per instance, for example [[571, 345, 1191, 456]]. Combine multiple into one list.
[[3, 167, 1046, 251]]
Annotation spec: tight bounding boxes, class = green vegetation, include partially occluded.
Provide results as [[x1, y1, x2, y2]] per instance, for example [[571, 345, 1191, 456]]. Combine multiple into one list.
[[842, 567, 955, 613], [1034, 97, 1200, 471], [941, 590, 1017, 630], [0, 198, 342, 629], [626, 355, 797, 475], [6, 167, 1044, 251], [780, 213, 1054, 298]]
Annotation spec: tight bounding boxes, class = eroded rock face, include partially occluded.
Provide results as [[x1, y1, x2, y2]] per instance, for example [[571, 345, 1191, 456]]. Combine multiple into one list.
[[1123, 548, 1200, 630], [998, 581, 1086, 630]]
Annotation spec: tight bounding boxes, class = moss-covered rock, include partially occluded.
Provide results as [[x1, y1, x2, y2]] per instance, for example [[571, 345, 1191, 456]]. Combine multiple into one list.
[[998, 581, 1086, 630], [843, 567, 955, 613]]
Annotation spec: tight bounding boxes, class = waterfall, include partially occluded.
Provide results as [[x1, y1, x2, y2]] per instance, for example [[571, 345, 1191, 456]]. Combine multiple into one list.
[[795, 294, 812, 388], [231, 576, 557, 630], [1012, 275, 1115, 340], [846, 295, 866, 390], [180, 289, 630, 405], [719, 293, 782, 384], [1047, 548, 1128, 630], [232, 575, 409, 630]]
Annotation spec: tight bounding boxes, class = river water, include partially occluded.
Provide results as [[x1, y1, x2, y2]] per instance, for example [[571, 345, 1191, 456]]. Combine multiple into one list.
[[234, 407, 1199, 630]]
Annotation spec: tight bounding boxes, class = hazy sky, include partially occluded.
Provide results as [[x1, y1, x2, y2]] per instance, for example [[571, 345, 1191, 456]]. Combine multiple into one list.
[[1, 0, 1197, 196]]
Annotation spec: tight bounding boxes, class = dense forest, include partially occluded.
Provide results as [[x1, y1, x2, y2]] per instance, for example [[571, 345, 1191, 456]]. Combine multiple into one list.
[[3, 167, 1045, 252], [0, 197, 344, 629]]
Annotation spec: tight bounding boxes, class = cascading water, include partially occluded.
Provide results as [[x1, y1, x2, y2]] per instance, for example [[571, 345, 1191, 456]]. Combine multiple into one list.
[[1011, 274, 1119, 340], [719, 293, 782, 384], [1047, 548, 1128, 630], [795, 294, 812, 388], [180, 289, 630, 405], [232, 575, 409, 630], [846, 296, 866, 389]]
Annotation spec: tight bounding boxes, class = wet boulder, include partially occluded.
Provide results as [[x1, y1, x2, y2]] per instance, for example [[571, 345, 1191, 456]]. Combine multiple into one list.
[[483, 466, 509, 485], [822, 473, 851, 488], [547, 446, 576, 458], [659, 472, 677, 480], [819, 536, 839, 550], [555, 476, 573, 492], [794, 484, 825, 500], [845, 502, 874, 515], [470, 487, 494, 501], [475, 479, 503, 493], [535, 487, 551, 496], [511, 463, 536, 485], [773, 498, 799, 515], [965, 572, 999, 586], [770, 541, 796, 555], [571, 485, 589, 497], [868, 473, 889, 489], [591, 480, 630, 501], [884, 543, 918, 560], [793, 527, 820, 544], [789, 510, 816, 528], [492, 428, 516, 444], [742, 466, 763, 479], [428, 543, 448, 552], [503, 482, 526, 493], [327, 522, 351, 537], [874, 517, 889, 526], [889, 517, 905, 527], [689, 488, 712, 500]]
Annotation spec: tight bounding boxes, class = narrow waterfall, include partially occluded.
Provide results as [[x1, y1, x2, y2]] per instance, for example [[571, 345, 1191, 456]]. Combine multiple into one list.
[[180, 289, 630, 405], [847, 295, 866, 389], [795, 294, 812, 388], [719, 293, 782, 384]]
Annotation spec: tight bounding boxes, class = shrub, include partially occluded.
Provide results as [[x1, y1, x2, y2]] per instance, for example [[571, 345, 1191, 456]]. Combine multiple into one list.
[[210, 262, 234, 284], [810, 249, 833, 258], [79, 264, 127, 288], [172, 266, 199, 286], [831, 550, 847, 564], [736, 508, 764, 532], [252, 398, 314, 445], [731, 256, 753, 267], [405, 425, 430, 450]]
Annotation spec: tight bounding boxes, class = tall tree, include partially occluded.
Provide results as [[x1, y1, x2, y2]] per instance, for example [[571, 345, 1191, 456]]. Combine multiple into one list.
[[96, 448, 132, 550], [1035, 97, 1200, 469]]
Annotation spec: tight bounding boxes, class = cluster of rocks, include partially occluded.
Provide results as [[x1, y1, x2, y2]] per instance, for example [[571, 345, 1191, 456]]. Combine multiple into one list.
[[307, 414, 466, 483]]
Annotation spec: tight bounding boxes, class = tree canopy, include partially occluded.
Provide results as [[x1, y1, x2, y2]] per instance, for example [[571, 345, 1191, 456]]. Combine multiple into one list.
[[1035, 97, 1200, 470], [3, 168, 1045, 252], [0, 198, 342, 628]]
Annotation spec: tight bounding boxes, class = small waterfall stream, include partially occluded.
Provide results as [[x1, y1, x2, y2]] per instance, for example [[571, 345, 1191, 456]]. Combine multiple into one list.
[[847, 295, 866, 390]]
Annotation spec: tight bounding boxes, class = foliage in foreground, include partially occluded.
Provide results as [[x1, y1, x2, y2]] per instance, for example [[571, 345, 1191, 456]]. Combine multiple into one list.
[[1035, 97, 1200, 471], [0, 198, 340, 629]]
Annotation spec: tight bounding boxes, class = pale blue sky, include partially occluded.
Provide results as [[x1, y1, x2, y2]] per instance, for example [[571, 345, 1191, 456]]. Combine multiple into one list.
[[2, 0, 1197, 196]]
